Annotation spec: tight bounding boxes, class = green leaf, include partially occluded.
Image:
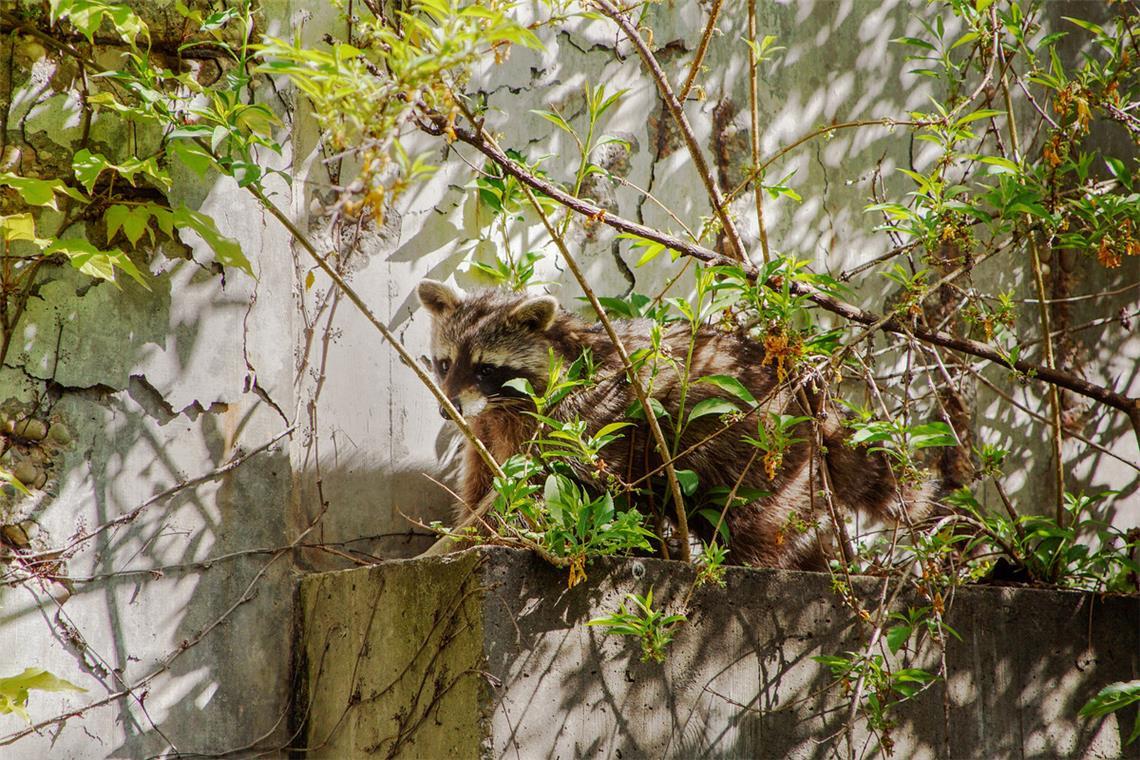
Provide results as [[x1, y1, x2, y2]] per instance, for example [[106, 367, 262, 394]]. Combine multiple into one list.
[[502, 377, 535, 397], [1062, 16, 1106, 38], [0, 668, 85, 722], [72, 149, 110, 193], [595, 421, 632, 439], [635, 242, 666, 267], [626, 397, 669, 421], [1080, 680, 1140, 719], [909, 422, 959, 449], [674, 468, 699, 496], [886, 624, 912, 654], [532, 110, 573, 135], [0, 173, 80, 209], [687, 398, 739, 423], [46, 238, 149, 288], [199, 7, 238, 31], [543, 474, 576, 524], [168, 140, 215, 177], [978, 156, 1021, 174], [892, 36, 937, 51], [695, 375, 757, 406], [173, 206, 253, 276], [697, 508, 731, 543], [104, 3, 146, 42], [0, 213, 50, 246], [117, 155, 171, 191], [0, 465, 31, 496], [956, 109, 1003, 126], [105, 204, 156, 245]]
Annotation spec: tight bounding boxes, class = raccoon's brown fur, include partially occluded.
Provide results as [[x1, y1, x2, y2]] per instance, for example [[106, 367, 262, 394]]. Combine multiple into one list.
[[417, 279, 933, 569]]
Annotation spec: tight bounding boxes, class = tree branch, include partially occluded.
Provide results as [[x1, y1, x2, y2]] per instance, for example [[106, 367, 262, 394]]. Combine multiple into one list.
[[593, 0, 747, 261], [429, 118, 1140, 443]]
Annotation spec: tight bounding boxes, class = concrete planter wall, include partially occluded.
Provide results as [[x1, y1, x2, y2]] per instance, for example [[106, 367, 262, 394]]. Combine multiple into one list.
[[297, 547, 1139, 758]]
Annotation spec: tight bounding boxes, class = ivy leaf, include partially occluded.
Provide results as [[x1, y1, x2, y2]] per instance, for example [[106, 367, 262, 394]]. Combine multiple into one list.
[[117, 155, 171, 191], [173, 206, 253, 276], [168, 140, 214, 177], [0, 668, 85, 722], [46, 238, 149, 289], [105, 204, 156, 245], [0, 214, 50, 247], [72, 149, 110, 194], [0, 173, 83, 209]]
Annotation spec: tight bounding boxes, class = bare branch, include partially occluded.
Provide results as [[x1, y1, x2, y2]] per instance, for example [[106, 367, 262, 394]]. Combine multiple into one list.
[[428, 117, 1140, 441], [593, 0, 747, 261]]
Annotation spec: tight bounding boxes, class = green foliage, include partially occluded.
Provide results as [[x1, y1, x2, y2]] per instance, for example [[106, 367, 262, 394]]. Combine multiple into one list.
[[1080, 680, 1140, 745], [948, 488, 1139, 591], [588, 588, 687, 663], [846, 416, 958, 480], [0, 668, 85, 722], [260, 0, 541, 214], [814, 651, 936, 740], [695, 540, 728, 588]]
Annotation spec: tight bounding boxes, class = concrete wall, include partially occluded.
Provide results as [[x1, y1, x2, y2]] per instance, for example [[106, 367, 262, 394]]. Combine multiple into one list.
[[299, 547, 1140, 759], [0, 2, 298, 756], [0, 0, 1136, 757]]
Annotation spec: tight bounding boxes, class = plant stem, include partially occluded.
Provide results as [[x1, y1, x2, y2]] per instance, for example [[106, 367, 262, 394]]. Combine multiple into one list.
[[437, 121, 1140, 440], [594, 0, 747, 261], [1001, 68, 1066, 525], [746, 0, 771, 265], [678, 0, 723, 103]]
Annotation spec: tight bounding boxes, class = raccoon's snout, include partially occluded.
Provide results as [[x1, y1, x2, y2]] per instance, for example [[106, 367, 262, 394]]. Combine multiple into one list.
[[440, 398, 462, 419]]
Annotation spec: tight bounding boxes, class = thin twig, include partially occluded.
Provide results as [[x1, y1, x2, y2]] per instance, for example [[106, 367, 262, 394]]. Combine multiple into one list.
[[677, 0, 723, 103], [1000, 61, 1066, 524], [746, 0, 771, 265], [594, 0, 747, 261], [430, 118, 1140, 442]]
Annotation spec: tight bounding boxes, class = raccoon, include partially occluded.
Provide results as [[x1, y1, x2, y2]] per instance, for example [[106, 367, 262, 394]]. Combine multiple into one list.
[[416, 279, 932, 569]]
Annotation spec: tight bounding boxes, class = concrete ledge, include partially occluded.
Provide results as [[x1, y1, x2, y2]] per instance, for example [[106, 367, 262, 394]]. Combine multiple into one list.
[[295, 547, 1140, 758]]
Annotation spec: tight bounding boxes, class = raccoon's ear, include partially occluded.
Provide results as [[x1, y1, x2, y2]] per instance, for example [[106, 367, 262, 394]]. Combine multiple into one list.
[[417, 279, 461, 318], [508, 295, 558, 333]]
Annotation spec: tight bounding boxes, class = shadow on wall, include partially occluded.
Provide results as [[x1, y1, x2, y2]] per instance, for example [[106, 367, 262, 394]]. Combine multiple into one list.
[[483, 554, 1139, 759], [297, 549, 1139, 758], [0, 252, 297, 757]]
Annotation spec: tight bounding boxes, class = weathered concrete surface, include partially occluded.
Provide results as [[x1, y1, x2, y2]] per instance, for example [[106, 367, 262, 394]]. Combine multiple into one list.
[[2, 0, 1136, 756], [0, 3, 297, 757], [299, 547, 1140, 759]]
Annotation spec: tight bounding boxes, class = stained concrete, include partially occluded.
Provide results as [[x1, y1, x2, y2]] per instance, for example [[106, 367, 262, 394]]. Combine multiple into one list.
[[2, 0, 1137, 757], [299, 547, 1140, 759]]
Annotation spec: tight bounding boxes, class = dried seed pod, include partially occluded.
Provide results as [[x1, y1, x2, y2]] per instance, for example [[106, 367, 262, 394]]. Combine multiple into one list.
[[12, 418, 48, 441], [48, 423, 72, 446], [11, 459, 39, 487], [1, 523, 30, 548]]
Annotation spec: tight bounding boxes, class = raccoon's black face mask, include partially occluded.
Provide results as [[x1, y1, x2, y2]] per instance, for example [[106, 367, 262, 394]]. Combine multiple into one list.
[[417, 279, 558, 421]]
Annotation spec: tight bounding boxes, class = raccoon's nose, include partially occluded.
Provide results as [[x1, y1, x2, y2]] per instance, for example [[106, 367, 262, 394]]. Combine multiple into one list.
[[440, 398, 462, 419]]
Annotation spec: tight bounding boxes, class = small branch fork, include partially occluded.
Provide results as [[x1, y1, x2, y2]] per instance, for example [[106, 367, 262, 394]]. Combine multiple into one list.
[[425, 120, 1140, 445], [592, 0, 747, 262]]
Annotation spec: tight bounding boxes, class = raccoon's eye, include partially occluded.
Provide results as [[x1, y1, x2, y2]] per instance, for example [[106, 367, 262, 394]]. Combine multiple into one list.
[[437, 358, 451, 375], [474, 363, 495, 379]]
